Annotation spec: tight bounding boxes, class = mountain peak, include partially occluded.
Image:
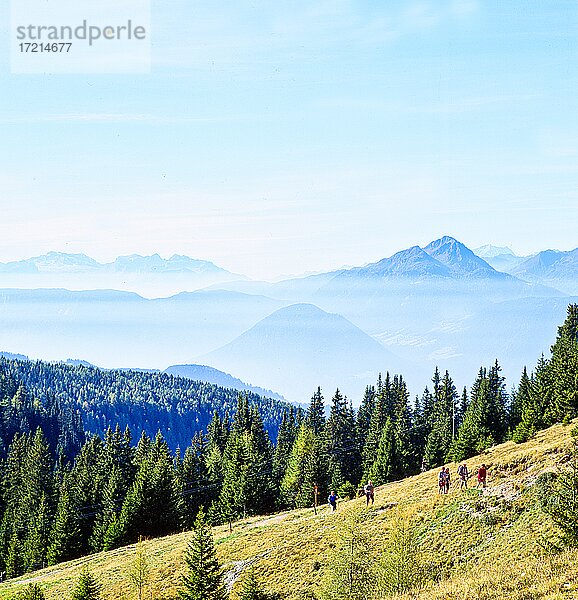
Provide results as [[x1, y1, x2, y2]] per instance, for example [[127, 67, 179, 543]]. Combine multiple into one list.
[[424, 236, 501, 279]]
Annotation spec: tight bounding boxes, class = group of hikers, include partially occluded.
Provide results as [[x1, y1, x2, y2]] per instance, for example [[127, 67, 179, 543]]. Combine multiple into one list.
[[327, 480, 375, 512], [326, 464, 488, 511], [438, 463, 487, 494]]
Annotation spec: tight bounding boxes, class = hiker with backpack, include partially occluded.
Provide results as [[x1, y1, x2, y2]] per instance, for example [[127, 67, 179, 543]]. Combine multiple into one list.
[[328, 490, 338, 512], [476, 464, 487, 489], [438, 467, 447, 494], [364, 480, 374, 506], [458, 463, 469, 490], [444, 467, 451, 493]]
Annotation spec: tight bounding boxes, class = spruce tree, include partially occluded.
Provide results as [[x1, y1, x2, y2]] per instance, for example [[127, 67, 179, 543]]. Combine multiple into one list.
[[281, 424, 328, 508], [368, 418, 396, 485], [47, 472, 82, 565], [71, 567, 101, 600], [326, 389, 358, 491], [180, 431, 212, 527], [510, 367, 531, 431], [513, 359, 549, 442], [423, 371, 457, 468], [306, 387, 325, 435], [179, 508, 226, 600], [356, 386, 375, 454], [14, 583, 46, 600], [272, 408, 297, 494], [361, 374, 392, 481], [239, 569, 268, 600], [217, 403, 274, 521], [112, 432, 183, 547], [128, 538, 150, 600], [548, 304, 578, 423], [90, 465, 124, 552], [449, 363, 508, 461]]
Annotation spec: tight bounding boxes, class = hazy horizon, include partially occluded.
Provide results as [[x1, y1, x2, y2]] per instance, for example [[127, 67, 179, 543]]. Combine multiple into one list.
[[1, 1, 577, 280]]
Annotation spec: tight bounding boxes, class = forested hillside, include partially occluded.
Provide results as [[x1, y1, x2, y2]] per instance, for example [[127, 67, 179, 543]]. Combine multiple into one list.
[[0, 358, 288, 452], [0, 304, 576, 587]]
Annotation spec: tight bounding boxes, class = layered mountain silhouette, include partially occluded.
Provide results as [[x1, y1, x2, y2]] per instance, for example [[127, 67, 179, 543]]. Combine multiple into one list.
[[0, 252, 236, 275], [202, 303, 407, 402], [509, 248, 578, 295], [0, 236, 575, 402], [0, 252, 244, 297], [164, 364, 285, 401]]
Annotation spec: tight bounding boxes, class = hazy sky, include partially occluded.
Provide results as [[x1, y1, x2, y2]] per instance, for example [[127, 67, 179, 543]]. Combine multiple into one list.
[[1, 0, 577, 280]]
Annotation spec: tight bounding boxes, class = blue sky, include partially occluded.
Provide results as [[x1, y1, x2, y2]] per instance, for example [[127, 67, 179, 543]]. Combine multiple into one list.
[[0, 0, 577, 279]]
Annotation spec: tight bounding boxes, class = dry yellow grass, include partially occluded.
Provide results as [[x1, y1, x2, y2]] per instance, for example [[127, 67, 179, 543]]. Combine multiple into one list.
[[1, 422, 577, 600]]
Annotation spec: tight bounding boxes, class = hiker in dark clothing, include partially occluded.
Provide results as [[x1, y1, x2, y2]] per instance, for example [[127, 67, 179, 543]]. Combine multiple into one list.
[[444, 467, 451, 493], [328, 490, 338, 512], [364, 480, 374, 506], [438, 468, 446, 494], [458, 463, 469, 490]]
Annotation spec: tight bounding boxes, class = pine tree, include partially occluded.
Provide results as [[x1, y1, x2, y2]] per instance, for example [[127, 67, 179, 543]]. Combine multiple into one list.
[[239, 569, 268, 600], [510, 367, 531, 431], [14, 583, 46, 600], [281, 424, 329, 508], [128, 538, 150, 600], [272, 408, 297, 494], [179, 508, 226, 600], [548, 304, 578, 423], [449, 363, 508, 461], [356, 386, 375, 453], [217, 402, 274, 521], [306, 387, 325, 435], [368, 418, 396, 485], [111, 432, 183, 547], [361, 374, 393, 481], [319, 513, 374, 600], [90, 465, 123, 552], [423, 371, 457, 468], [71, 567, 101, 600], [47, 472, 82, 565], [326, 389, 359, 491]]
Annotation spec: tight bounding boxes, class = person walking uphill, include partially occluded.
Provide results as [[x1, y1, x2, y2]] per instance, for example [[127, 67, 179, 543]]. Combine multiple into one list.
[[364, 480, 374, 506], [458, 463, 469, 490], [476, 464, 487, 489], [328, 490, 338, 512], [438, 467, 450, 494], [444, 467, 451, 494]]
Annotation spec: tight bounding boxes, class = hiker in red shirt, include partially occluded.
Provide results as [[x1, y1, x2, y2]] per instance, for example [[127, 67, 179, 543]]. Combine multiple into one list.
[[476, 464, 487, 489]]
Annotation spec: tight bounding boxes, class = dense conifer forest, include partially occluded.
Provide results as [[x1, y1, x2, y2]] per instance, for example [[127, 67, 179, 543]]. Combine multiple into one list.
[[0, 359, 289, 454], [0, 304, 576, 581]]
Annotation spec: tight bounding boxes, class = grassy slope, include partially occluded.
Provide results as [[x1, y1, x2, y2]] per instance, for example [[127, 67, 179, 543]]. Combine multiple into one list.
[[2, 422, 578, 600]]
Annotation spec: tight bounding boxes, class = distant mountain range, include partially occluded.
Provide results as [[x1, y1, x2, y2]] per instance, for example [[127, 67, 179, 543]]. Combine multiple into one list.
[[0, 252, 235, 275], [164, 364, 286, 401], [472, 245, 578, 295], [508, 248, 578, 295], [0, 236, 576, 402], [0, 252, 245, 297]]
